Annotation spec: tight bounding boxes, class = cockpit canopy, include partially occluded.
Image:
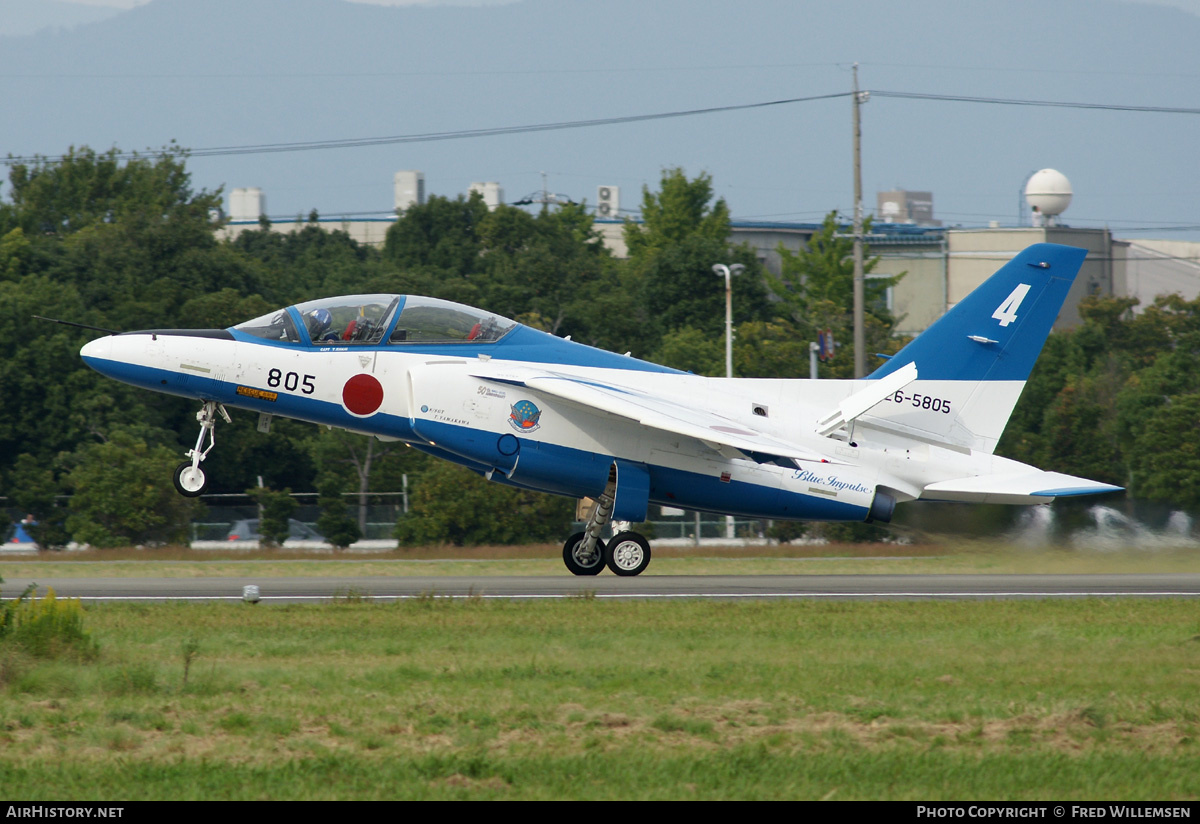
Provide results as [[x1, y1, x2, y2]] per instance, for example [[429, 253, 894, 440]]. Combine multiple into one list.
[[231, 295, 518, 347]]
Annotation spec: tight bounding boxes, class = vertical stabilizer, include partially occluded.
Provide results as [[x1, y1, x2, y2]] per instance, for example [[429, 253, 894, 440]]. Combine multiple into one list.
[[870, 243, 1086, 383], [862, 243, 1087, 453]]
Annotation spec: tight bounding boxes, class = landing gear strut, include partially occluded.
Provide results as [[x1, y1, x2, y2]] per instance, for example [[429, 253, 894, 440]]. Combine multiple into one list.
[[563, 467, 652, 576], [172, 401, 230, 497], [563, 488, 612, 576], [562, 531, 605, 576]]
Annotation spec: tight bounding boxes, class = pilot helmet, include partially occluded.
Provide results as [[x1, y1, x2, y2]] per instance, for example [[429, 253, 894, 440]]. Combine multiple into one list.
[[307, 308, 332, 340]]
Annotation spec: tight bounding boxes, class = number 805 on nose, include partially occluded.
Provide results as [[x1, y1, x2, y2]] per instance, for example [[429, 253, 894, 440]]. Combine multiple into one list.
[[267, 368, 316, 395]]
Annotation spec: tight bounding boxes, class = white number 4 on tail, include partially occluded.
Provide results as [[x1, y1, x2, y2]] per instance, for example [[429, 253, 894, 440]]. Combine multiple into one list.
[[992, 283, 1032, 327]]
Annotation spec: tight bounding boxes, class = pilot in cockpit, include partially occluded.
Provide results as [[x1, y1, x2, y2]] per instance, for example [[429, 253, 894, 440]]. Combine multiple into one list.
[[305, 308, 340, 343]]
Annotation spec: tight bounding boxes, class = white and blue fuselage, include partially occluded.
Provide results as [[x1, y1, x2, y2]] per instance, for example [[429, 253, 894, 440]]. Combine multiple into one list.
[[79, 245, 1122, 573]]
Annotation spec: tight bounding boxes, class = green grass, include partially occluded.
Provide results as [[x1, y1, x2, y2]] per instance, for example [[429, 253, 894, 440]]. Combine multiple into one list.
[[4, 538, 1200, 578], [1, 596, 1198, 799]]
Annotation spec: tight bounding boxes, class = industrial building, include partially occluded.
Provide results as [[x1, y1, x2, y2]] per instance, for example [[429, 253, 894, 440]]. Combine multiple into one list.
[[217, 171, 1200, 339]]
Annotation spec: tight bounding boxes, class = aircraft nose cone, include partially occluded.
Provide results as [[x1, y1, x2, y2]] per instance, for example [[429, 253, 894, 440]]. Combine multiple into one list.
[[80, 335, 113, 362]]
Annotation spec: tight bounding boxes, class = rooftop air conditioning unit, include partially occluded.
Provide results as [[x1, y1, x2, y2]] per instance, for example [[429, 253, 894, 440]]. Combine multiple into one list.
[[596, 185, 620, 218]]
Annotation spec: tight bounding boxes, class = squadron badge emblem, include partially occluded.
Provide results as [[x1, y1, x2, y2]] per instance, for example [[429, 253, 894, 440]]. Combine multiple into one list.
[[508, 399, 542, 432]]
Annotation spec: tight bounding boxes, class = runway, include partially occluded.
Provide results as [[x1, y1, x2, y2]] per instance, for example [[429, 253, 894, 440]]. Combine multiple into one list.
[[3, 573, 1200, 603]]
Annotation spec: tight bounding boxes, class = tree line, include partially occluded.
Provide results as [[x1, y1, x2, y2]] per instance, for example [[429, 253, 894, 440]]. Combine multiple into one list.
[[0, 146, 1190, 547]]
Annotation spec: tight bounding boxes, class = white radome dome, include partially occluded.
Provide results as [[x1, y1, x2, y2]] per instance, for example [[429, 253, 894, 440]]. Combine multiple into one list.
[[1025, 169, 1072, 217]]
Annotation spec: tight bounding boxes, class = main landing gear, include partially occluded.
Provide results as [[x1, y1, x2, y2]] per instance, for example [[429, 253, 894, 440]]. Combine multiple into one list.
[[172, 400, 230, 497], [562, 472, 652, 577]]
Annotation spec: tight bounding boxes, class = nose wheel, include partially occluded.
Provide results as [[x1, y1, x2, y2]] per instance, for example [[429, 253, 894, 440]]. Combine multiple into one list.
[[173, 401, 229, 497], [173, 463, 207, 497]]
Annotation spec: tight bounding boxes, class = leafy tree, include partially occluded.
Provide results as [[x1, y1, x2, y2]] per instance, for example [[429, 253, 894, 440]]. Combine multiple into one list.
[[395, 463, 572, 546], [649, 327, 724, 376], [179, 288, 274, 330], [1036, 366, 1125, 486], [309, 427, 422, 532], [0, 227, 30, 280], [7, 453, 71, 550], [637, 236, 770, 349], [623, 167, 731, 260], [622, 168, 771, 356], [247, 487, 296, 548], [383, 192, 488, 276], [471, 202, 648, 354], [998, 291, 1200, 508], [1, 144, 218, 238], [1130, 394, 1200, 508], [733, 320, 813, 379], [228, 223, 383, 304], [0, 145, 258, 492], [64, 429, 198, 547], [315, 476, 361, 551], [0, 275, 96, 467], [767, 211, 905, 377]]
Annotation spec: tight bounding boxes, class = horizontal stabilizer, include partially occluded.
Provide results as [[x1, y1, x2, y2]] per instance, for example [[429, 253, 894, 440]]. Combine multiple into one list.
[[922, 471, 1123, 505], [816, 362, 917, 437]]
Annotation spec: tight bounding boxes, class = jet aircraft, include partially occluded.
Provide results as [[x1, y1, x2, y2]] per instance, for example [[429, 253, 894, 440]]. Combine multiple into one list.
[[79, 242, 1121, 575]]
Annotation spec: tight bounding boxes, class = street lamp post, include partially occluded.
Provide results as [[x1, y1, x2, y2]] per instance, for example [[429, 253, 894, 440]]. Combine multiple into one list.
[[712, 263, 745, 380], [712, 262, 745, 542]]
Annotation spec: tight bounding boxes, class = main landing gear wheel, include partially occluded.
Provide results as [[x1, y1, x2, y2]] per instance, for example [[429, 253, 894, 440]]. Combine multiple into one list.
[[605, 531, 651, 577], [173, 462, 207, 497], [563, 532, 605, 576]]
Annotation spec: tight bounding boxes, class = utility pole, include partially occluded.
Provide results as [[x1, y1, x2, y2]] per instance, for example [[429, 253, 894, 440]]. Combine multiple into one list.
[[852, 63, 867, 379], [513, 172, 574, 209], [712, 263, 744, 381], [712, 261, 744, 543]]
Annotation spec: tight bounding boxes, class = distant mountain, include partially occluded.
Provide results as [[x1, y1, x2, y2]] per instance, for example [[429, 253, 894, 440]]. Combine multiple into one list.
[[0, 0, 124, 38]]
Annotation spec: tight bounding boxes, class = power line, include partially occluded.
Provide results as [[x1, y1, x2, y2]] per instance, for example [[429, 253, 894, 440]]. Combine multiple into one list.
[[9, 87, 1200, 169], [871, 90, 1200, 116], [0, 61, 842, 80], [3, 92, 851, 165]]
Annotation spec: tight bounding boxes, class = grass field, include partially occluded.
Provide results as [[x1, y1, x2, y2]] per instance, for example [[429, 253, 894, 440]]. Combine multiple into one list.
[[4, 538, 1200, 578], [1, 543, 1199, 800]]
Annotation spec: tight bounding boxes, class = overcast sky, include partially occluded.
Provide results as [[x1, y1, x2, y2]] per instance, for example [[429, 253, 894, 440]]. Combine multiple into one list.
[[7, 0, 1200, 241], [51, 0, 1200, 20], [56, 0, 1200, 11]]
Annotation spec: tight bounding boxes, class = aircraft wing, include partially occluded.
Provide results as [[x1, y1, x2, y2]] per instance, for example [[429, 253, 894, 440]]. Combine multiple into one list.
[[921, 471, 1123, 505], [469, 365, 837, 467]]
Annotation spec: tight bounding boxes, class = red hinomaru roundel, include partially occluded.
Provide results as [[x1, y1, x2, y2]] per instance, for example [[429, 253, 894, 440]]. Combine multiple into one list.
[[342, 373, 384, 416]]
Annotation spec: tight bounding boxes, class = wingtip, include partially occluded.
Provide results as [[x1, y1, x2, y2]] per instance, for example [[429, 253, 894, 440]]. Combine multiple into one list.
[[1031, 484, 1125, 498]]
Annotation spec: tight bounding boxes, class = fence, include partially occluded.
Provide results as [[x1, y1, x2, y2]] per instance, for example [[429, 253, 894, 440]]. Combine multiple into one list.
[[189, 491, 407, 542], [4, 493, 765, 547]]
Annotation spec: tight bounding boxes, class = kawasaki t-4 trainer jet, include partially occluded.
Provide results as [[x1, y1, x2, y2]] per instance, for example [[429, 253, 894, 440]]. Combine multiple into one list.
[[80, 242, 1120, 575]]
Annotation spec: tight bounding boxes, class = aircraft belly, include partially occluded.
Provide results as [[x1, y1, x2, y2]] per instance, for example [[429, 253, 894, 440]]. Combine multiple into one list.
[[644, 450, 872, 521]]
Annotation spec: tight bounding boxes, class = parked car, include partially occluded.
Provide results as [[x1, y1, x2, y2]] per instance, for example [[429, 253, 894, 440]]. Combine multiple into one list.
[[225, 518, 324, 542]]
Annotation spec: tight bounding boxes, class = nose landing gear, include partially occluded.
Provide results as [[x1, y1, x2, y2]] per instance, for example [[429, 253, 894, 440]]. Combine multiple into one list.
[[172, 401, 230, 497]]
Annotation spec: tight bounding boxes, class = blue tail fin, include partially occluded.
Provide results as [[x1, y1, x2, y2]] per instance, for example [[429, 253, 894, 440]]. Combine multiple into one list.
[[869, 243, 1087, 382]]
